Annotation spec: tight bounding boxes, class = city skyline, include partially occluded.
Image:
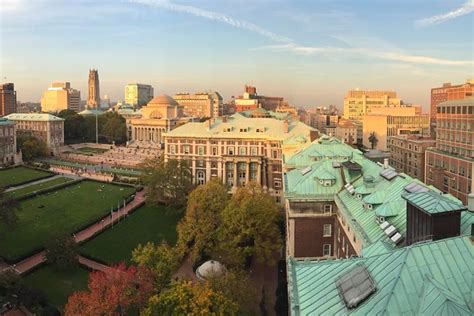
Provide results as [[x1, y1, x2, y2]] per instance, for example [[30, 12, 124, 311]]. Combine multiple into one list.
[[1, 0, 473, 109]]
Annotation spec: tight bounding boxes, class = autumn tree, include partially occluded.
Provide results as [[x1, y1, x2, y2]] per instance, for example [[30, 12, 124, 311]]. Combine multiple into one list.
[[0, 186, 19, 229], [16, 135, 48, 161], [65, 263, 154, 316], [142, 280, 238, 316], [140, 158, 194, 208], [45, 234, 78, 269], [132, 241, 182, 292], [217, 182, 282, 268], [57, 109, 88, 144], [100, 112, 127, 144], [176, 178, 229, 263]]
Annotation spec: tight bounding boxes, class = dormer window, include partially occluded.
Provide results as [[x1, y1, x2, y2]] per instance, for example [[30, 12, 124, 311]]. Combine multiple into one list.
[[256, 128, 264, 133], [223, 127, 232, 132], [240, 128, 248, 132]]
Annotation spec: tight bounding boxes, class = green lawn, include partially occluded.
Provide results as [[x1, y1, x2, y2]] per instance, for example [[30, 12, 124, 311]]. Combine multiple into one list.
[[81, 204, 181, 264], [0, 180, 136, 262], [75, 147, 109, 154], [22, 264, 89, 309], [0, 167, 52, 187], [7, 176, 75, 199]]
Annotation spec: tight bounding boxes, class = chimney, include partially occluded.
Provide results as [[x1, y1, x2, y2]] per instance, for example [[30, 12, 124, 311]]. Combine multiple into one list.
[[283, 119, 289, 133], [383, 158, 389, 169]]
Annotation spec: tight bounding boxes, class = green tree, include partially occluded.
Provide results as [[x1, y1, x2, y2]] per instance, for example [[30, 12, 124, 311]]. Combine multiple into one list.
[[217, 182, 282, 268], [142, 280, 238, 316], [100, 112, 127, 144], [368, 132, 378, 149], [58, 109, 88, 144], [45, 234, 78, 269], [0, 186, 19, 229], [207, 270, 257, 314], [132, 241, 181, 292], [17, 135, 48, 161], [176, 179, 229, 263], [141, 158, 194, 208]]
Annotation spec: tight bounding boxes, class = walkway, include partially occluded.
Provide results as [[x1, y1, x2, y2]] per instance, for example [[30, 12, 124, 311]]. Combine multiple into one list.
[[5, 190, 146, 275], [79, 256, 114, 274], [4, 174, 80, 192]]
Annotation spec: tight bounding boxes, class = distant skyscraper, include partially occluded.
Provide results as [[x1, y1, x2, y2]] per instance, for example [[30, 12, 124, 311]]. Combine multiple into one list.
[[87, 69, 100, 108], [0, 83, 17, 116], [41, 82, 81, 113], [124, 83, 154, 108]]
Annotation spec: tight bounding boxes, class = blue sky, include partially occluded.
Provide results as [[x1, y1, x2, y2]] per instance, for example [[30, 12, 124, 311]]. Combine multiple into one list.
[[1, 0, 473, 110]]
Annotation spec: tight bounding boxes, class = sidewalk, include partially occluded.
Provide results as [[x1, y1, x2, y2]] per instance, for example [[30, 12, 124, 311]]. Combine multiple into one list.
[[6, 190, 145, 275]]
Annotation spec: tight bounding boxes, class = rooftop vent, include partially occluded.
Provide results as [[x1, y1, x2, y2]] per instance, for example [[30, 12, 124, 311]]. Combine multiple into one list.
[[379, 221, 390, 230], [345, 183, 355, 195], [391, 232, 403, 244], [380, 169, 398, 181], [384, 225, 397, 238], [404, 182, 430, 193], [336, 265, 376, 309]]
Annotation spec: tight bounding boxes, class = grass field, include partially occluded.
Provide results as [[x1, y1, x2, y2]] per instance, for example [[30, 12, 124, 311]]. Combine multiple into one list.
[[22, 264, 89, 309], [7, 176, 75, 198], [0, 167, 52, 187], [0, 180, 136, 262], [80, 204, 181, 264]]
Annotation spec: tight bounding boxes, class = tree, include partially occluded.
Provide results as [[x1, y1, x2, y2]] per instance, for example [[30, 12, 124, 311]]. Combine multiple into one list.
[[217, 183, 282, 268], [0, 186, 19, 229], [58, 109, 88, 144], [100, 112, 127, 144], [142, 280, 238, 316], [65, 263, 154, 316], [207, 270, 257, 314], [45, 234, 78, 269], [141, 158, 194, 208], [17, 135, 48, 161], [132, 241, 181, 292], [176, 179, 229, 263], [368, 132, 378, 150]]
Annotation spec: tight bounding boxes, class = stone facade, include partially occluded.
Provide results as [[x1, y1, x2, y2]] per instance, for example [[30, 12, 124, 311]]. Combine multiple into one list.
[[41, 82, 81, 113], [87, 69, 100, 108], [174, 91, 223, 118], [0, 118, 19, 166]]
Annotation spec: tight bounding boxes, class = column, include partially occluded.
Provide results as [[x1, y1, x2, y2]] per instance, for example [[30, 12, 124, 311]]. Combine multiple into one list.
[[246, 162, 250, 184], [257, 162, 262, 184], [233, 162, 237, 188]]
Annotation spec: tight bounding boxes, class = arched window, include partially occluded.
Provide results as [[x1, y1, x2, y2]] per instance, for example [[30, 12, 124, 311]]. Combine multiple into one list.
[[196, 170, 205, 185]]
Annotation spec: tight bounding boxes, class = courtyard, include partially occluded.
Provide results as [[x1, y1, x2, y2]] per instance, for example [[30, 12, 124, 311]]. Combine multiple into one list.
[[0, 167, 53, 187]]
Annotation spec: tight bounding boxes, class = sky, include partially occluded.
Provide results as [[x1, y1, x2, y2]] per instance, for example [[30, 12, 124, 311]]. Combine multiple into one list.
[[0, 0, 473, 110]]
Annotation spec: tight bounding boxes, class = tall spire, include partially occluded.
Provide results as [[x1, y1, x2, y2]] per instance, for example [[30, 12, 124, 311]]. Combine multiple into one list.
[[87, 69, 100, 109]]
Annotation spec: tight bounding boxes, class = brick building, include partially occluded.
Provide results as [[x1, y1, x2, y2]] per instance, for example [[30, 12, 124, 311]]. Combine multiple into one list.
[[0, 83, 17, 116], [387, 135, 435, 181], [425, 98, 474, 204], [430, 79, 474, 135]]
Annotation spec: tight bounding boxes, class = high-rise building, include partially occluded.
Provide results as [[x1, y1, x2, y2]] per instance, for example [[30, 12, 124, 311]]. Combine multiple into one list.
[[124, 83, 154, 108], [425, 98, 474, 204], [0, 83, 17, 116], [343, 89, 403, 121], [387, 135, 435, 181], [335, 118, 357, 145], [430, 79, 474, 135], [40, 82, 81, 113], [234, 85, 287, 112], [87, 69, 100, 108], [173, 91, 223, 118]]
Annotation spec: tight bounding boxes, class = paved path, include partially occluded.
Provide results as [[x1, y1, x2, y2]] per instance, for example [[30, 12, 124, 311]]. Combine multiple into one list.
[[5, 175, 63, 192], [78, 256, 114, 274], [5, 190, 145, 275]]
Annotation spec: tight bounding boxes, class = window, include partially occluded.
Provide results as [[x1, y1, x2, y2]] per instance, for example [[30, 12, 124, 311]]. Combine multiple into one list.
[[323, 244, 331, 257], [212, 147, 218, 155], [324, 204, 332, 214], [228, 147, 234, 155], [239, 147, 246, 155], [198, 146, 204, 155], [251, 147, 258, 156], [183, 145, 190, 154], [170, 145, 176, 154], [323, 224, 332, 237]]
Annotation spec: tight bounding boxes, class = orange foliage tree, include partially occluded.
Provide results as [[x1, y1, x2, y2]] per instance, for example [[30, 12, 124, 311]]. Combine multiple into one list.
[[65, 263, 154, 316]]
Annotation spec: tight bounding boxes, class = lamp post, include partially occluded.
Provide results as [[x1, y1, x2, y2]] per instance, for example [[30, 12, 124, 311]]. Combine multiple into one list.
[[95, 111, 99, 144]]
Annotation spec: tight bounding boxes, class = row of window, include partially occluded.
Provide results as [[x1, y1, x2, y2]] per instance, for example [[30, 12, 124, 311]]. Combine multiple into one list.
[[169, 144, 280, 158], [437, 105, 473, 114], [0, 128, 14, 137]]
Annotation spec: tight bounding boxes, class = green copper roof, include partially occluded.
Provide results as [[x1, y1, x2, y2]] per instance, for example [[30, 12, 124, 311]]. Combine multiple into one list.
[[362, 191, 387, 205], [4, 113, 64, 122], [402, 191, 467, 214], [285, 136, 363, 168], [288, 236, 474, 315], [0, 118, 14, 126], [360, 240, 393, 257], [375, 199, 405, 217]]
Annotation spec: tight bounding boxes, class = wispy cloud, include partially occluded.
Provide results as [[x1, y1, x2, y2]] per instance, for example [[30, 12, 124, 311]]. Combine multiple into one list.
[[254, 43, 474, 66], [129, 0, 291, 43], [416, 0, 474, 27]]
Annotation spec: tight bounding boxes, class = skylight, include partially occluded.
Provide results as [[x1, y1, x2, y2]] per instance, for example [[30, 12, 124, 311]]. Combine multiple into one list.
[[336, 265, 376, 309], [404, 182, 430, 193], [380, 169, 398, 180], [301, 166, 312, 176]]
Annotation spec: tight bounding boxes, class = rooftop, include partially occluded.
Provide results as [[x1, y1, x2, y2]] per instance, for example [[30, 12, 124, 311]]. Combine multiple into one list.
[[4, 113, 64, 122], [0, 118, 14, 126], [288, 236, 473, 315], [402, 191, 467, 214]]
